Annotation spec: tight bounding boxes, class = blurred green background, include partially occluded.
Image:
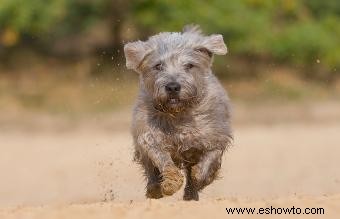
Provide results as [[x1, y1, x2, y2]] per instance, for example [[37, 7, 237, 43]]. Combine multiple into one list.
[[0, 0, 339, 114]]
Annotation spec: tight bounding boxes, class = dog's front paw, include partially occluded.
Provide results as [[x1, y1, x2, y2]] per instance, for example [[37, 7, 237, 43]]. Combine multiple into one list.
[[161, 165, 184, 196], [191, 164, 219, 191], [191, 164, 204, 189]]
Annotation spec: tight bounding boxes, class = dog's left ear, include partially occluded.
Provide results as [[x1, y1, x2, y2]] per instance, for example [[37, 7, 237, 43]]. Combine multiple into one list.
[[199, 34, 228, 56], [124, 41, 151, 71]]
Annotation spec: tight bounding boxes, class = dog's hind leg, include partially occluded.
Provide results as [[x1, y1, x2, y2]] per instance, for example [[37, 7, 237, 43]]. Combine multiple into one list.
[[141, 157, 163, 199], [183, 165, 199, 201]]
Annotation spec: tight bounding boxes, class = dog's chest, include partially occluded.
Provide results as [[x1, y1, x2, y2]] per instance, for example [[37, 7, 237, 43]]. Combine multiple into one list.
[[162, 123, 205, 164]]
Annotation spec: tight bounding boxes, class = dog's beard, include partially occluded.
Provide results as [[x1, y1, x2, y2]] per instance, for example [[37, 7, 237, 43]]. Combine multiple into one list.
[[153, 93, 198, 114], [152, 83, 198, 114]]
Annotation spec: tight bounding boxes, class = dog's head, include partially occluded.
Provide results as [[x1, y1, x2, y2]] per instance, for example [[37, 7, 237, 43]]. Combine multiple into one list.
[[124, 25, 227, 113]]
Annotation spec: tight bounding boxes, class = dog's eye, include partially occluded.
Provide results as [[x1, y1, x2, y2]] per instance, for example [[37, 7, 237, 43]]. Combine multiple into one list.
[[153, 63, 163, 71], [184, 63, 194, 71]]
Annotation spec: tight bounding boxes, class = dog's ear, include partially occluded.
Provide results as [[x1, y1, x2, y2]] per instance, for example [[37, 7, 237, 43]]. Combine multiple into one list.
[[182, 24, 202, 35], [124, 41, 151, 71], [199, 34, 228, 56]]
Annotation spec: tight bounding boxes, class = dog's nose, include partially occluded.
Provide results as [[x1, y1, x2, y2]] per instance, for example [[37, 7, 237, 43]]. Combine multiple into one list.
[[165, 82, 181, 94]]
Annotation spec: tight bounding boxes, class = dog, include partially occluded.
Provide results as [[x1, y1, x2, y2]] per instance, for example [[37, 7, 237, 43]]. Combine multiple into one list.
[[124, 25, 232, 201]]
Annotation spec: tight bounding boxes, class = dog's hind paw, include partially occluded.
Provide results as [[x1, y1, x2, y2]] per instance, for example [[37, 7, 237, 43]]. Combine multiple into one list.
[[146, 183, 163, 199]]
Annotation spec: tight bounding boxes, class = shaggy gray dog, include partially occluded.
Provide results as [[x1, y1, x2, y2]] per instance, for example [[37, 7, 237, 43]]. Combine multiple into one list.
[[124, 25, 232, 201]]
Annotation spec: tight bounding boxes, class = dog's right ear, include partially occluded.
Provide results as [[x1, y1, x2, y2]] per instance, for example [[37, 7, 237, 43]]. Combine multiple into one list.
[[201, 34, 228, 56], [182, 24, 202, 35], [124, 41, 151, 71]]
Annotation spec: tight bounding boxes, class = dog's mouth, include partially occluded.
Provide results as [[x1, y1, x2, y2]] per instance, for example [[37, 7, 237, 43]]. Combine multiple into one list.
[[153, 96, 183, 113], [153, 94, 198, 114], [168, 97, 180, 105]]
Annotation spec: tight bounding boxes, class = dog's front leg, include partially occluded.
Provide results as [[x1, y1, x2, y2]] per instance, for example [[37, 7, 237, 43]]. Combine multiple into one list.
[[191, 149, 223, 191], [138, 133, 184, 196]]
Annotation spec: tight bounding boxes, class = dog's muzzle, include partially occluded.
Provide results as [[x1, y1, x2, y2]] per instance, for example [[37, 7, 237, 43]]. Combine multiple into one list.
[[165, 82, 181, 95]]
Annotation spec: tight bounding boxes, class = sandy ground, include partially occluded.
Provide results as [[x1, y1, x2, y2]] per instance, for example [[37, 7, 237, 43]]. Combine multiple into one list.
[[0, 102, 340, 218]]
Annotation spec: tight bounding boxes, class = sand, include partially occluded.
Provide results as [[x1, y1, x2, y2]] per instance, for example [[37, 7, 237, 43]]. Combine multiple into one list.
[[1, 195, 339, 219], [0, 102, 339, 218]]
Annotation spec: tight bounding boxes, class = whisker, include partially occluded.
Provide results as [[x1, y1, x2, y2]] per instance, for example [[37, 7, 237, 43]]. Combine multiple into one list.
[[180, 95, 197, 100]]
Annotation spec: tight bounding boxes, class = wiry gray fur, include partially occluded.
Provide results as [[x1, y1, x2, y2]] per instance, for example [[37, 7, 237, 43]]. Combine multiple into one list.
[[124, 25, 232, 201]]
